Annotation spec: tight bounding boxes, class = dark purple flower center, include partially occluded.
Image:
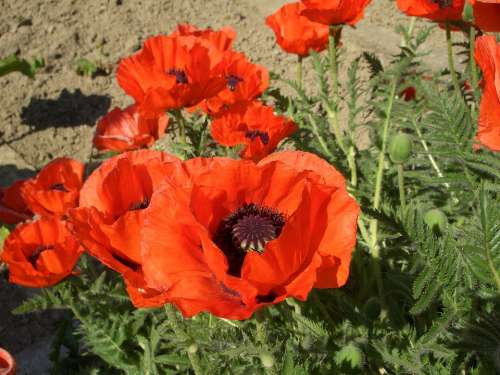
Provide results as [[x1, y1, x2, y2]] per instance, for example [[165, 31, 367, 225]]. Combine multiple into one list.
[[50, 183, 68, 192], [129, 197, 150, 211], [431, 0, 452, 8], [28, 245, 53, 268], [245, 130, 270, 145], [168, 68, 188, 84], [226, 74, 243, 91], [212, 203, 285, 277]]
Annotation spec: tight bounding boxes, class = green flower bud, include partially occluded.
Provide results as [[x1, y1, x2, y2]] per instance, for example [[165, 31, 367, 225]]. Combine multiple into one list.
[[334, 343, 365, 369], [259, 352, 275, 368], [462, 3, 474, 22], [187, 343, 198, 354], [389, 133, 412, 164], [0, 226, 10, 251], [424, 209, 447, 234]]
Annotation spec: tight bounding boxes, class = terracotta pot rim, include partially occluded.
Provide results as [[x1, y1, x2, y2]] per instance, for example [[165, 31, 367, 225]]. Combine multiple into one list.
[[0, 347, 16, 375]]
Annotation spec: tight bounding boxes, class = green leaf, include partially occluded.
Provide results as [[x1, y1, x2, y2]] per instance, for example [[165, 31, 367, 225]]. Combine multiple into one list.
[[0, 54, 44, 78]]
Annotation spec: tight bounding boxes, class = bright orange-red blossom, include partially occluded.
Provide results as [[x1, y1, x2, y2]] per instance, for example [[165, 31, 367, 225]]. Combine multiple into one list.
[[140, 151, 360, 319], [171, 24, 236, 52], [469, 0, 500, 32], [211, 101, 297, 162], [1, 218, 83, 287], [69, 150, 185, 307], [474, 36, 500, 151], [117, 34, 226, 117], [0, 180, 33, 225], [93, 104, 169, 152], [266, 2, 329, 57], [300, 0, 372, 26], [397, 0, 465, 22], [194, 52, 269, 114], [21, 158, 85, 217]]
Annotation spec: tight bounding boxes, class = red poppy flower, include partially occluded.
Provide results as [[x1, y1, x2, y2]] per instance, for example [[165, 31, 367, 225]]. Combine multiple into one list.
[[396, 0, 465, 22], [117, 34, 226, 117], [193, 52, 269, 114], [171, 24, 236, 52], [93, 104, 169, 152], [21, 158, 85, 217], [470, 0, 500, 32], [265, 2, 329, 57], [0, 180, 33, 225], [140, 151, 360, 319], [474, 35, 500, 151], [211, 101, 297, 161], [300, 0, 372, 26], [1, 217, 83, 287], [400, 86, 417, 101], [69, 150, 184, 306]]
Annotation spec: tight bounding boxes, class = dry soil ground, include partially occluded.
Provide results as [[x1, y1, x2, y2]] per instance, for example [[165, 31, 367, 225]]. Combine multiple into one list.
[[0, 0, 461, 373]]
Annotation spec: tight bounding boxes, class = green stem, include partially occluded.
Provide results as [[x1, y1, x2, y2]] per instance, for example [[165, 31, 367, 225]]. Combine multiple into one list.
[[469, 25, 480, 103], [369, 79, 398, 255], [296, 55, 303, 91], [446, 22, 461, 97], [255, 317, 277, 375], [397, 163, 406, 211], [347, 146, 357, 188], [485, 238, 500, 294], [308, 114, 335, 160], [164, 305, 203, 375], [326, 26, 347, 156], [172, 109, 187, 146]]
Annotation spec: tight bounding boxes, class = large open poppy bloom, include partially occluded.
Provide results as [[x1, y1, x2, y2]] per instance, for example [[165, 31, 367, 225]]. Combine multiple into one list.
[[469, 0, 500, 32], [21, 158, 85, 217], [211, 101, 297, 161], [1, 217, 83, 287], [93, 104, 169, 152], [69, 150, 184, 306], [396, 0, 465, 22], [0, 180, 33, 225], [193, 52, 269, 114], [300, 0, 372, 26], [140, 151, 360, 319], [171, 24, 236, 52], [117, 34, 227, 117], [474, 36, 500, 151], [266, 2, 329, 57]]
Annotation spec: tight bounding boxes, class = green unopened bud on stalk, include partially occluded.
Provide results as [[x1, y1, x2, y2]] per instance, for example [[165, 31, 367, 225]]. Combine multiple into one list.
[[424, 209, 447, 234], [259, 351, 275, 368], [462, 3, 474, 23], [187, 343, 198, 354], [389, 132, 412, 164], [334, 343, 365, 369]]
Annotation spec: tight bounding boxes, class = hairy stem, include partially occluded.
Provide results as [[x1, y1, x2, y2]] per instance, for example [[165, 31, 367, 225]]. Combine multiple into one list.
[[172, 109, 187, 147], [469, 25, 480, 104], [308, 114, 335, 160], [348, 146, 358, 188], [369, 79, 398, 255], [255, 316, 277, 375], [446, 22, 461, 97], [397, 163, 406, 211], [164, 305, 203, 375], [296, 55, 303, 91]]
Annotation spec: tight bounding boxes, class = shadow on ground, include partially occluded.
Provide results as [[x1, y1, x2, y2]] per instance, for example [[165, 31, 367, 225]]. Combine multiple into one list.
[[0, 164, 34, 187], [20, 89, 111, 130]]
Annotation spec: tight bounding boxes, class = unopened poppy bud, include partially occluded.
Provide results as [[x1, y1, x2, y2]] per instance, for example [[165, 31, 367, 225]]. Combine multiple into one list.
[[462, 3, 474, 23], [334, 343, 365, 369], [389, 133, 412, 164], [187, 343, 198, 354], [259, 352, 275, 368], [424, 209, 447, 234]]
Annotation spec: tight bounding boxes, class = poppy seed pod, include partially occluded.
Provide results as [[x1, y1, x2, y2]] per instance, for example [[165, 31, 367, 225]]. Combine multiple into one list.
[[424, 209, 448, 234], [389, 133, 412, 164]]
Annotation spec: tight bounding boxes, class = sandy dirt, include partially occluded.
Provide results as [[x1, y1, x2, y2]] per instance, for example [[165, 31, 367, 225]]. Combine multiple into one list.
[[0, 0, 460, 373]]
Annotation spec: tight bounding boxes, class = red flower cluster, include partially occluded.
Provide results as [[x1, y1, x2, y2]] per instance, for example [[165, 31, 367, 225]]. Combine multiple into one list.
[[68, 150, 359, 318], [474, 35, 500, 151], [1, 158, 85, 287], [397, 0, 500, 30], [300, 0, 372, 26]]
